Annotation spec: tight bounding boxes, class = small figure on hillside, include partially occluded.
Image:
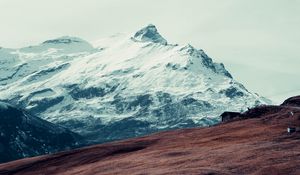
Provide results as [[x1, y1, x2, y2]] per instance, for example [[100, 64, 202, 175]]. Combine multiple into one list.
[[289, 111, 294, 117]]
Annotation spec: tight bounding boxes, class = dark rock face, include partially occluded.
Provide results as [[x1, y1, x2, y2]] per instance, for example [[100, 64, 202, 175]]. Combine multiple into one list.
[[133, 24, 167, 45], [43, 38, 81, 44], [111, 94, 153, 114], [68, 84, 119, 100], [0, 102, 83, 163], [220, 87, 245, 98]]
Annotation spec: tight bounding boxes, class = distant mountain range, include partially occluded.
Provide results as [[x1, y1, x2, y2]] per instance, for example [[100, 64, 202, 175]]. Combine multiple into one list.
[[0, 24, 269, 145]]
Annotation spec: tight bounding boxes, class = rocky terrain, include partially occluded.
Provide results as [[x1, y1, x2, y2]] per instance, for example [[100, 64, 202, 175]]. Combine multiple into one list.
[[0, 96, 299, 175]]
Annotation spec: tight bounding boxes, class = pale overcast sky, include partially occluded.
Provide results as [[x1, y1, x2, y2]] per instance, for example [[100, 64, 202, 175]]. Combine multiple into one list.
[[0, 0, 299, 103]]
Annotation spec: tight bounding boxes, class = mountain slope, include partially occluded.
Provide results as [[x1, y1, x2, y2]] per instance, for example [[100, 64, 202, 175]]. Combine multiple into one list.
[[0, 102, 83, 163], [0, 24, 268, 143], [0, 96, 298, 175]]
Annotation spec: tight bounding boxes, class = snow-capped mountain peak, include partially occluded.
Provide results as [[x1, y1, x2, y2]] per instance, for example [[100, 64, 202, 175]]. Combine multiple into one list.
[[0, 24, 268, 143], [133, 24, 167, 45]]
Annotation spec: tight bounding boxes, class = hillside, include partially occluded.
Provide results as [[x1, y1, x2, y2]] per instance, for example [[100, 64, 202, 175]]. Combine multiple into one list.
[[0, 102, 83, 163], [0, 96, 299, 175]]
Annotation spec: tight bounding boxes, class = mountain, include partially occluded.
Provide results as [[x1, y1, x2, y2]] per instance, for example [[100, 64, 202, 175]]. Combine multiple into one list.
[[0, 96, 298, 175], [0, 24, 268, 143], [0, 102, 83, 163]]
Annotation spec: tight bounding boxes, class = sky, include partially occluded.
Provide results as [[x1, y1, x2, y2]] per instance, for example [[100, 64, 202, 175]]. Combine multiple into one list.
[[0, 0, 299, 103]]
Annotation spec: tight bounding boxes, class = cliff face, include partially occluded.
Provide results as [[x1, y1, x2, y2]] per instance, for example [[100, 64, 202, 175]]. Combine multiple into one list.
[[0, 96, 299, 175]]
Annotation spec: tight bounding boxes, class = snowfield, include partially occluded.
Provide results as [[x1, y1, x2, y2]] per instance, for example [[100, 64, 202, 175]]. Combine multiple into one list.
[[0, 24, 269, 143]]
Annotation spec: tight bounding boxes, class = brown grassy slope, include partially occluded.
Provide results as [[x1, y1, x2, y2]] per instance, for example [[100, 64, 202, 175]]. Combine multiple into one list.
[[0, 96, 300, 175]]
